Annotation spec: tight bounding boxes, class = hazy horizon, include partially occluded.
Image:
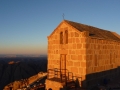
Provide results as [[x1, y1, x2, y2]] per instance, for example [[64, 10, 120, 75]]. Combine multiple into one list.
[[0, 0, 120, 55], [0, 54, 47, 58]]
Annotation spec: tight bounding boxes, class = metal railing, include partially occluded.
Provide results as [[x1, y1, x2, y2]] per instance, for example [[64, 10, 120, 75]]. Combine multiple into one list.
[[47, 68, 74, 82], [47, 68, 82, 88]]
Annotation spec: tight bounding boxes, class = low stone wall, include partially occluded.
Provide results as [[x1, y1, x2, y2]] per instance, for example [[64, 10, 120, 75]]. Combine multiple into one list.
[[45, 79, 63, 90]]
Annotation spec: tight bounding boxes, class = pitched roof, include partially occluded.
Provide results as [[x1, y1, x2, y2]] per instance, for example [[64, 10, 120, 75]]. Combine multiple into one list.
[[64, 20, 120, 41]]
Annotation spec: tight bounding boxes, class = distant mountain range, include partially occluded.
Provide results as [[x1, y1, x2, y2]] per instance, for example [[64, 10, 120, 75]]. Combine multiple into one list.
[[0, 57, 47, 90], [0, 54, 47, 58]]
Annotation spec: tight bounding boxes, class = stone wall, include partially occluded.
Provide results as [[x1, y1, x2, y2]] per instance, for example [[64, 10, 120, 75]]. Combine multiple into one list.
[[86, 37, 120, 87], [47, 21, 120, 89], [47, 22, 89, 88], [46, 79, 63, 90], [65, 30, 88, 87]]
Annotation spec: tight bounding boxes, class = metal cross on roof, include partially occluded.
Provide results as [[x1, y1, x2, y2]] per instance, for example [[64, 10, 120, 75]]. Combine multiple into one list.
[[62, 13, 65, 20]]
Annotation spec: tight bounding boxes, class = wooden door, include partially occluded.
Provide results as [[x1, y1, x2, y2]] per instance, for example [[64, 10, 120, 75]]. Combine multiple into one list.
[[60, 54, 66, 81]]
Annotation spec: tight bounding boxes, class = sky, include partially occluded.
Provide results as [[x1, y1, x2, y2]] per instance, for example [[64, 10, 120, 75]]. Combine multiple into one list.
[[0, 0, 120, 55]]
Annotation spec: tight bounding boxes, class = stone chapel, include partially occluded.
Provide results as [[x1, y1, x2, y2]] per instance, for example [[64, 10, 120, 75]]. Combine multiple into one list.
[[45, 20, 120, 90]]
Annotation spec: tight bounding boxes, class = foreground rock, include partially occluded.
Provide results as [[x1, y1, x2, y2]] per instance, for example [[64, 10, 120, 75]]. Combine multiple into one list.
[[3, 72, 47, 90]]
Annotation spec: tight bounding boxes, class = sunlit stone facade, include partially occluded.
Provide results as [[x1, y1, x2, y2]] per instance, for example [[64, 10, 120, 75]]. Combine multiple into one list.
[[45, 20, 120, 89]]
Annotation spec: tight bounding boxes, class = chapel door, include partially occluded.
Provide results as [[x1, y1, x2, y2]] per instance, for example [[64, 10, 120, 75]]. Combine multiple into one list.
[[60, 54, 66, 81]]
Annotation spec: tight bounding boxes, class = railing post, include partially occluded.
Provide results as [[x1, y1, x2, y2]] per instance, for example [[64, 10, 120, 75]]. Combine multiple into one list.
[[68, 72, 74, 81], [60, 73, 62, 82]]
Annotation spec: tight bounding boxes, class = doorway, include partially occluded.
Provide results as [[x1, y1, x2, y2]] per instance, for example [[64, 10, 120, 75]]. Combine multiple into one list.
[[60, 54, 66, 81]]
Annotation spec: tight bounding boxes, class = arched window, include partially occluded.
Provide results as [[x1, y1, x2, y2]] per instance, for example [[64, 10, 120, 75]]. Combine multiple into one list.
[[64, 30, 68, 44], [60, 32, 63, 44]]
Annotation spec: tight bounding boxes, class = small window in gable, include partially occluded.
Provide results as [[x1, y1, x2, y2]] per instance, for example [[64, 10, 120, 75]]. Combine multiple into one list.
[[60, 32, 63, 44], [89, 33, 95, 36], [64, 30, 68, 44]]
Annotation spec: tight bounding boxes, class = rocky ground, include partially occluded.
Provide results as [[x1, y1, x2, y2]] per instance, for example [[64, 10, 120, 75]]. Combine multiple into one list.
[[3, 72, 47, 90], [0, 57, 47, 90]]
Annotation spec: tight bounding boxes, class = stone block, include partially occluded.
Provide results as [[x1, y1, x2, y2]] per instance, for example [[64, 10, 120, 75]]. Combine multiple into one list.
[[83, 44, 86, 48], [68, 38, 72, 43], [76, 50, 81, 54], [86, 44, 90, 49], [69, 50, 72, 54], [74, 62, 80, 67], [83, 55, 87, 60], [76, 38, 80, 43], [68, 33, 71, 37], [81, 61, 86, 67], [59, 50, 68, 54], [81, 49, 86, 54], [73, 44, 76, 49], [71, 32, 74, 37], [75, 32, 79, 37], [79, 68, 83, 74], [68, 61, 73, 66], [48, 65, 54, 69], [77, 44, 82, 49], [81, 38, 86, 43], [71, 67, 78, 73], [56, 40, 59, 44], [78, 55, 83, 60], [68, 44, 72, 49], [72, 38, 75, 43], [71, 50, 75, 54], [71, 55, 75, 60], [75, 55, 78, 60]]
